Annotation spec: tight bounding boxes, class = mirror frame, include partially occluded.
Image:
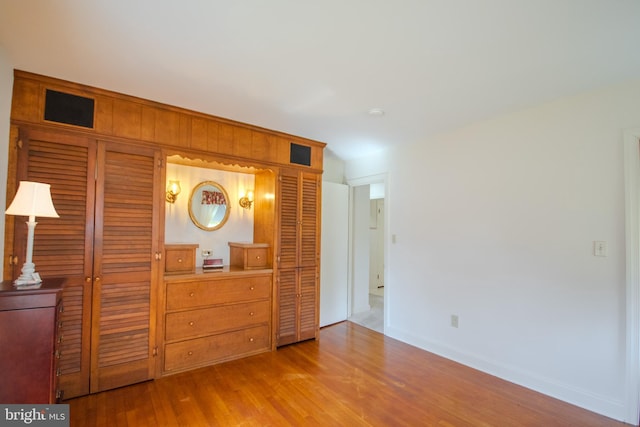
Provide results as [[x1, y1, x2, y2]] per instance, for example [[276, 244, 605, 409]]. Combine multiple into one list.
[[188, 181, 231, 231]]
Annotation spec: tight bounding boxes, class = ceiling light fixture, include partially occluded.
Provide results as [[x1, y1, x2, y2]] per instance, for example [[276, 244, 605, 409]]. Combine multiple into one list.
[[367, 108, 385, 117]]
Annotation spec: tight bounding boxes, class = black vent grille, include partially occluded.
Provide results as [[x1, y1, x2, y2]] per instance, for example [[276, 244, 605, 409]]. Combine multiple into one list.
[[44, 89, 95, 128], [290, 143, 311, 166]]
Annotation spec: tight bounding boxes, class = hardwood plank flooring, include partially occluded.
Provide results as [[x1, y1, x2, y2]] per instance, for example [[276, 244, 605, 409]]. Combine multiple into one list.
[[68, 321, 631, 426]]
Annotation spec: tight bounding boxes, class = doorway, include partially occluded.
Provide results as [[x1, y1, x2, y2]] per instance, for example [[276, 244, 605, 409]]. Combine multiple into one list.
[[347, 178, 386, 334]]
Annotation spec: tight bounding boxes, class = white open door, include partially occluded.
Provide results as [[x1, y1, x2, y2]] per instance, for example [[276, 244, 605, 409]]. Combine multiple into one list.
[[320, 181, 349, 327]]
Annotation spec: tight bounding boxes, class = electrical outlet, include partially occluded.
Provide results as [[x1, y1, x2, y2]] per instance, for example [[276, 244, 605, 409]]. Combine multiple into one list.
[[202, 250, 212, 257], [451, 314, 459, 328]]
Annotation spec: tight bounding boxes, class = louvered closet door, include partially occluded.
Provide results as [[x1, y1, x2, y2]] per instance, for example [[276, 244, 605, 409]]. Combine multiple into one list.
[[276, 170, 320, 346], [14, 128, 95, 398], [298, 174, 319, 341], [276, 268, 297, 346], [89, 141, 160, 393], [278, 172, 299, 269], [300, 173, 319, 268], [276, 267, 317, 345], [298, 266, 318, 341]]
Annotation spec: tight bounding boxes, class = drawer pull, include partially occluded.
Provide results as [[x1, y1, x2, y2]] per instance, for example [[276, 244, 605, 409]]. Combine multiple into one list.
[[249, 312, 254, 316], [178, 258, 183, 263], [189, 321, 194, 326], [189, 292, 195, 297], [250, 286, 255, 291], [187, 351, 193, 356], [249, 337, 254, 342], [255, 255, 261, 260]]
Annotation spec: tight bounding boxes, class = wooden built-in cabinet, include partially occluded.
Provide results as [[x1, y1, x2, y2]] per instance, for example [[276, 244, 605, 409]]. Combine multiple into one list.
[[4, 70, 324, 396], [0, 279, 63, 404], [164, 244, 199, 274], [7, 127, 161, 398], [161, 269, 273, 374], [229, 242, 270, 270], [276, 170, 321, 347]]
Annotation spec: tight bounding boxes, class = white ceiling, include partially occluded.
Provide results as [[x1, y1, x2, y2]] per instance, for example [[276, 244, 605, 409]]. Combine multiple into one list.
[[1, 1, 639, 161]]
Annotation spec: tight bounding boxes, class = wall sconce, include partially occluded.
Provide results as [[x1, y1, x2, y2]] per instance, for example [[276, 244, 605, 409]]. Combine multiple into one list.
[[239, 190, 254, 210], [5, 181, 60, 287], [166, 180, 181, 204]]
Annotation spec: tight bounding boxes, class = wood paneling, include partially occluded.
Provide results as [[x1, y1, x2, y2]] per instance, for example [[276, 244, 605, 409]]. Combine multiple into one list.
[[217, 122, 234, 156], [10, 70, 325, 172], [11, 78, 41, 123], [233, 126, 252, 158], [153, 109, 181, 145], [112, 99, 142, 140], [189, 117, 208, 151]]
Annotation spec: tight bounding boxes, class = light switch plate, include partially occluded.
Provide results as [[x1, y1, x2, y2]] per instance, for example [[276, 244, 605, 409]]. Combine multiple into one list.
[[594, 241, 607, 257]]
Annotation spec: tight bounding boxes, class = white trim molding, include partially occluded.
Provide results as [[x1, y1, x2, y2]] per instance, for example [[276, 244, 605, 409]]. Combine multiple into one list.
[[623, 127, 640, 425], [346, 173, 389, 334]]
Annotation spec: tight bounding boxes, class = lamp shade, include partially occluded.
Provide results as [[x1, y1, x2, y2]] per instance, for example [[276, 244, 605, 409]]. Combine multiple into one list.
[[5, 181, 60, 218]]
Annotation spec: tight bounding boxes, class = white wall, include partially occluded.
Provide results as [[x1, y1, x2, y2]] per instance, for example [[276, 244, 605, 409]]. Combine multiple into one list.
[[165, 163, 254, 267], [322, 149, 346, 184], [0, 47, 13, 279], [345, 79, 640, 422]]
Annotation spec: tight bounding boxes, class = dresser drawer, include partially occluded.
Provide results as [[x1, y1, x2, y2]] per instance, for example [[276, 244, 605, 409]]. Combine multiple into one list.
[[165, 300, 270, 341], [165, 244, 198, 274], [166, 275, 271, 310], [164, 325, 269, 372], [229, 242, 270, 270]]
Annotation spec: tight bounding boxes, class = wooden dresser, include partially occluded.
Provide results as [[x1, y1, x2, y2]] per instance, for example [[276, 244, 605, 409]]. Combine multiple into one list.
[[0, 279, 63, 403], [161, 268, 273, 375]]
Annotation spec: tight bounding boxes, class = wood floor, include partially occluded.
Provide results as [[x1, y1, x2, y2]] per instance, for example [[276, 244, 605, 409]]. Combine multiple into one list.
[[68, 321, 631, 426]]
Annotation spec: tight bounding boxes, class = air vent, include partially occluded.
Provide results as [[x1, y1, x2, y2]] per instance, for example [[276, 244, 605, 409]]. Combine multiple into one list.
[[290, 143, 311, 166], [44, 89, 95, 128]]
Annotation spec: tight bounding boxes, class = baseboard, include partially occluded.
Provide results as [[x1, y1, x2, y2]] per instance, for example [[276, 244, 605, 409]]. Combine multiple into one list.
[[385, 326, 626, 422]]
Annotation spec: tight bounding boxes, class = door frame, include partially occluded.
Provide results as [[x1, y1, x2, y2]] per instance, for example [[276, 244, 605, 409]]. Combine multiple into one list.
[[347, 173, 388, 332], [623, 127, 640, 425]]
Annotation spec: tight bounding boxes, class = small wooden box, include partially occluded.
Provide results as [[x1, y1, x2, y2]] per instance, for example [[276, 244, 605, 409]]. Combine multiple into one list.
[[165, 244, 199, 274], [228, 242, 270, 270]]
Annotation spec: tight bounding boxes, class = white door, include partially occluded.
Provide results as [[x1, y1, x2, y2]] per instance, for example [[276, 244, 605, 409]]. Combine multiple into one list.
[[320, 182, 349, 327]]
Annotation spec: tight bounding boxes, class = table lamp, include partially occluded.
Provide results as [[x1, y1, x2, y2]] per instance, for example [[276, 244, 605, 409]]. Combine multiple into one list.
[[5, 181, 59, 287]]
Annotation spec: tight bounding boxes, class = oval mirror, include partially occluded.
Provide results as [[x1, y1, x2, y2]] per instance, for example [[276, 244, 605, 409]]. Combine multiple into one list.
[[188, 181, 231, 231]]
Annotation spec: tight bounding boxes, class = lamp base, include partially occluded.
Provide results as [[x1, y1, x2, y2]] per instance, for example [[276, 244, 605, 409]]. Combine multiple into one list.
[[13, 280, 42, 289], [13, 262, 42, 288]]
